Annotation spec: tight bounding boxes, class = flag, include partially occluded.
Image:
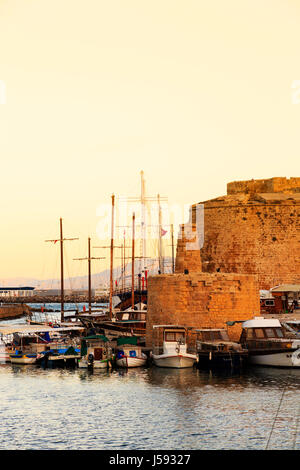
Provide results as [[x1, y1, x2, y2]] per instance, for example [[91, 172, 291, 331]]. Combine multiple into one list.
[[161, 228, 167, 237]]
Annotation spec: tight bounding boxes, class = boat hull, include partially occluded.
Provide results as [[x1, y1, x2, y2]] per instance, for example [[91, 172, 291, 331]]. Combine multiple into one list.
[[10, 355, 37, 365], [197, 351, 248, 369], [152, 354, 196, 369], [116, 356, 147, 368], [78, 358, 112, 369], [249, 350, 300, 367]]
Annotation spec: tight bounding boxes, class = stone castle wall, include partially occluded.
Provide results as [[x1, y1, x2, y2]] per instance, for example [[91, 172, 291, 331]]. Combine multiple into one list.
[[176, 177, 300, 290], [146, 272, 260, 347], [227, 177, 300, 195]]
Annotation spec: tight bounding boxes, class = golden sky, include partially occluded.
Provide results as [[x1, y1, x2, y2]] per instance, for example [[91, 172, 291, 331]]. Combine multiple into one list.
[[0, 0, 300, 281]]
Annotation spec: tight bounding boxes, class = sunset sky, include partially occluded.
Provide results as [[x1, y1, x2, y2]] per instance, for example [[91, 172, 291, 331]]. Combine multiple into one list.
[[0, 0, 300, 283]]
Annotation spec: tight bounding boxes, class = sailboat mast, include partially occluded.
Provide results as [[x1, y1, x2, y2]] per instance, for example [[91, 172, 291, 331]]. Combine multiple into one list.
[[171, 223, 175, 274], [60, 218, 64, 323], [132, 212, 135, 310], [46, 219, 78, 324], [88, 237, 91, 314], [109, 194, 115, 320], [158, 194, 164, 274], [123, 231, 126, 292], [140, 170, 146, 276], [74, 238, 104, 315]]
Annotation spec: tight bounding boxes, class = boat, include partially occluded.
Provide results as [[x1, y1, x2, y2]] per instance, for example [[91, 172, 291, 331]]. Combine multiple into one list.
[[78, 334, 113, 369], [239, 317, 300, 367], [9, 351, 39, 365], [115, 336, 147, 368], [0, 324, 85, 366], [151, 325, 197, 368], [37, 346, 80, 368], [194, 328, 248, 369]]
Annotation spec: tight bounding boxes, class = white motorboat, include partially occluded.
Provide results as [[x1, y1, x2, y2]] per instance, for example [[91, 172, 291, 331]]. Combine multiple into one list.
[[115, 337, 147, 368], [240, 317, 300, 367], [151, 325, 197, 368]]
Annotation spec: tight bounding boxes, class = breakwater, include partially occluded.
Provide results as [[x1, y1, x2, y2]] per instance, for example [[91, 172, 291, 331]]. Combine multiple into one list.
[[0, 303, 32, 320], [0, 295, 109, 304]]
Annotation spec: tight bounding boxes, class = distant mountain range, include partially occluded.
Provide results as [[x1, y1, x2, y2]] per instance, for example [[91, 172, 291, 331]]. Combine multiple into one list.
[[1, 258, 173, 290]]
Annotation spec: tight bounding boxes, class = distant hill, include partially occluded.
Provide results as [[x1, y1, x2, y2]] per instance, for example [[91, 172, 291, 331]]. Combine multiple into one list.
[[1, 257, 173, 290]]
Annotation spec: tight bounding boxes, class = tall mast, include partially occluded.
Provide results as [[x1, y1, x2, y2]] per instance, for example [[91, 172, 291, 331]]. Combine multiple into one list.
[[110, 194, 115, 320], [45, 218, 78, 323], [171, 223, 175, 274], [60, 218, 64, 320], [132, 212, 135, 310], [140, 170, 146, 276], [123, 231, 126, 292], [157, 194, 163, 274], [74, 237, 105, 314], [88, 237, 91, 311]]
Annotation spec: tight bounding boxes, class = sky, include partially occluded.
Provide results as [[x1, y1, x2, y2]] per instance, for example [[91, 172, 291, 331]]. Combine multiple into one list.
[[0, 0, 300, 282]]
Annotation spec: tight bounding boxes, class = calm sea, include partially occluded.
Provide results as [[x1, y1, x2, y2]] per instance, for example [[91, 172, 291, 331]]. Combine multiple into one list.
[[0, 304, 299, 450]]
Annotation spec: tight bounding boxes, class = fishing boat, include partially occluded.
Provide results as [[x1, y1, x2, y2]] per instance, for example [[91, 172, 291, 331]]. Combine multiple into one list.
[[115, 336, 147, 368], [151, 325, 197, 368], [78, 334, 113, 369], [195, 328, 248, 369], [240, 317, 300, 367]]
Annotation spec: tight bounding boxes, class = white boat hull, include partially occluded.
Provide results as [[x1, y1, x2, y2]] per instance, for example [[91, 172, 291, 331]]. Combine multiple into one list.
[[116, 355, 147, 368], [152, 353, 197, 369], [249, 350, 300, 368]]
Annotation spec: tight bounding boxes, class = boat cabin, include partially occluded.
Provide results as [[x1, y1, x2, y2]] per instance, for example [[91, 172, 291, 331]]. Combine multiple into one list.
[[80, 335, 111, 360], [152, 325, 194, 356], [240, 318, 286, 341], [239, 317, 300, 353]]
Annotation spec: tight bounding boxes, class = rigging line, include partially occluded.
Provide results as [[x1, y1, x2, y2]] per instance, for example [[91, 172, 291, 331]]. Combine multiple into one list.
[[265, 376, 292, 450]]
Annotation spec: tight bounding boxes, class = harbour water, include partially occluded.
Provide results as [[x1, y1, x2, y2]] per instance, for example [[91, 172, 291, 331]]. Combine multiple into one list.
[[0, 361, 299, 450], [0, 304, 299, 451]]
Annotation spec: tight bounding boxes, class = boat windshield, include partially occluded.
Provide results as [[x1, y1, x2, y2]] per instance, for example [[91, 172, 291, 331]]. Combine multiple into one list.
[[199, 330, 229, 342], [164, 331, 185, 343], [246, 327, 285, 339]]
